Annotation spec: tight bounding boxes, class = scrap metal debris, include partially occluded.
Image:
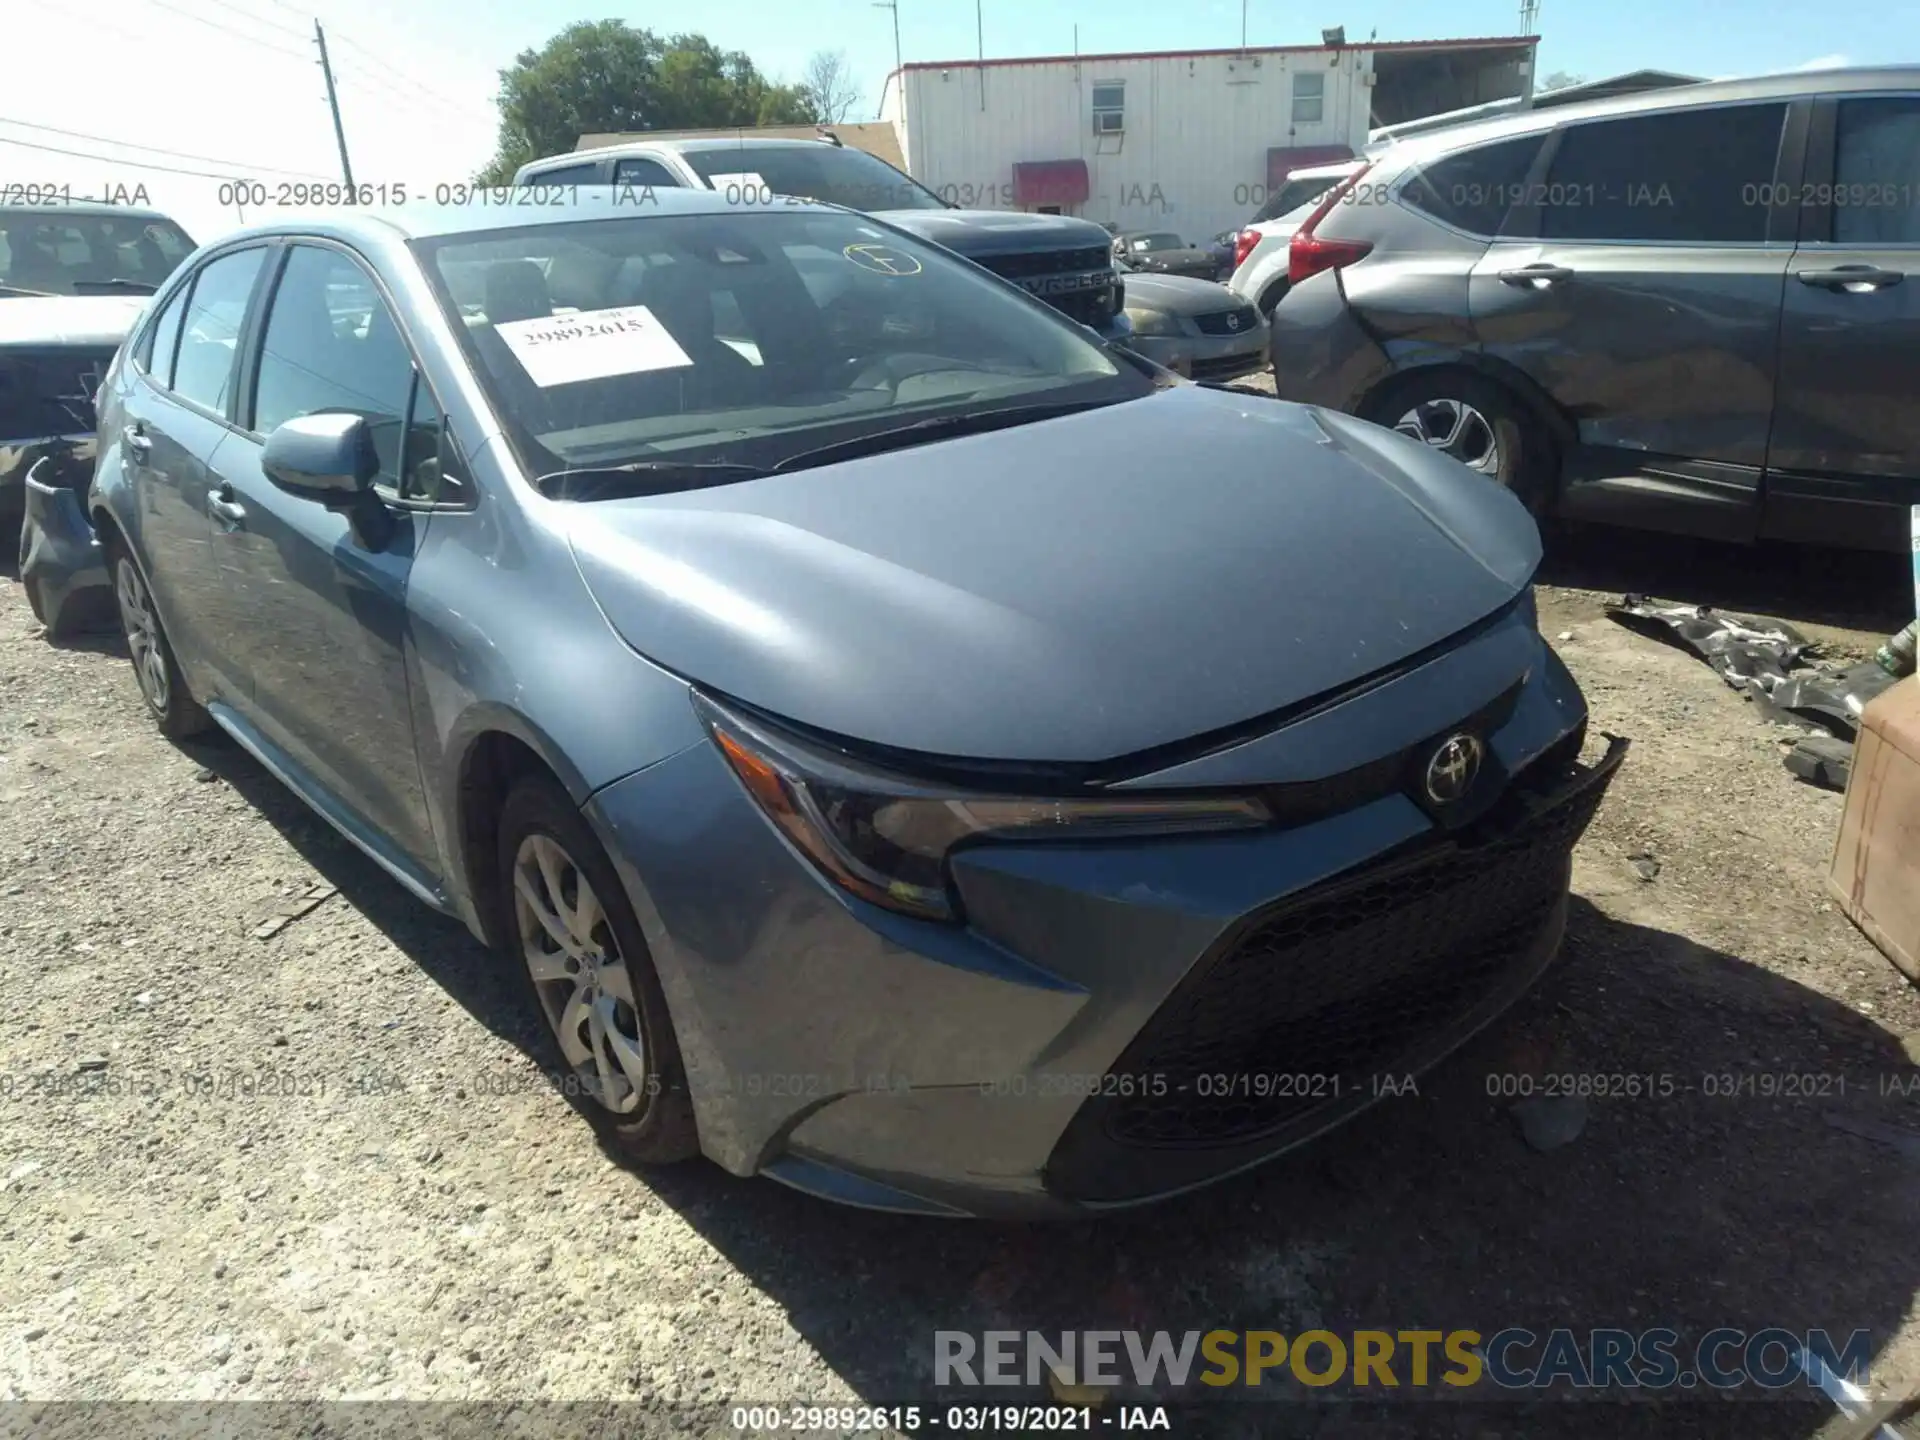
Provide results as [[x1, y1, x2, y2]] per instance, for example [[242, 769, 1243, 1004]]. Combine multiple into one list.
[[1605, 595, 1903, 791]]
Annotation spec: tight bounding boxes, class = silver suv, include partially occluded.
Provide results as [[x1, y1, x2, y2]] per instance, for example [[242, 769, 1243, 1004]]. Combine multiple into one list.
[[1268, 66, 1920, 552]]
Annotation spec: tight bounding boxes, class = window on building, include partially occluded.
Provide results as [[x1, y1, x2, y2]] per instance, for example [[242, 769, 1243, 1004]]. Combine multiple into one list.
[[1092, 82, 1125, 134], [1833, 97, 1920, 245], [1538, 102, 1787, 244], [1292, 72, 1326, 124]]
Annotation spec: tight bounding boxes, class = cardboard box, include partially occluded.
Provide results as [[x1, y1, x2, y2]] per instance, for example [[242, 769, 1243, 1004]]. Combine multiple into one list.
[[1829, 674, 1920, 982]]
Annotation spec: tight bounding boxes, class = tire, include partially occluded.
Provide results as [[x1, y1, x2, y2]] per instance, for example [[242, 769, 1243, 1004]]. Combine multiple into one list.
[[495, 774, 699, 1165], [1365, 371, 1556, 518], [105, 538, 212, 740]]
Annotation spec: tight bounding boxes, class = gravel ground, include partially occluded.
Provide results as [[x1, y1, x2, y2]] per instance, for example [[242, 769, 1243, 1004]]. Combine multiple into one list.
[[3, 453, 1919, 1437]]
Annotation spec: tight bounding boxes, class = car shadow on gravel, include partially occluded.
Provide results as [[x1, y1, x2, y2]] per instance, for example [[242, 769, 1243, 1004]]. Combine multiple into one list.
[[1538, 527, 1914, 637], [179, 740, 1919, 1437]]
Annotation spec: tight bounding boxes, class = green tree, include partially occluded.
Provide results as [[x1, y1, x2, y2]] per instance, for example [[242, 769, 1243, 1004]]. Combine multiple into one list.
[[475, 22, 811, 184]]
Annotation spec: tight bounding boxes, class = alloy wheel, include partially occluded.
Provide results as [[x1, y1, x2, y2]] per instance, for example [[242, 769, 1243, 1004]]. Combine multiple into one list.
[[512, 832, 650, 1114], [1394, 398, 1502, 478], [114, 557, 170, 714]]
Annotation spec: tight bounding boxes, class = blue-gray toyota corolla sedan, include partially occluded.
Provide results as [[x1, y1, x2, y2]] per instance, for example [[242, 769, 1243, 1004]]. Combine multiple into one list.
[[91, 189, 1623, 1217]]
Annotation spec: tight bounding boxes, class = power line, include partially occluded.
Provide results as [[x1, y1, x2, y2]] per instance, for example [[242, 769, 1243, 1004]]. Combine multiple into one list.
[[0, 133, 285, 182], [196, 0, 312, 41], [327, 34, 497, 121], [0, 118, 331, 180], [133, 0, 314, 60]]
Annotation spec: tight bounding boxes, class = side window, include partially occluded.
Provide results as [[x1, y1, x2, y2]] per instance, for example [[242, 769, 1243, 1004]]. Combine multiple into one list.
[[528, 162, 600, 185], [171, 247, 266, 414], [1539, 103, 1787, 244], [614, 157, 681, 186], [1402, 135, 1545, 236], [137, 282, 189, 386], [398, 376, 462, 504], [252, 245, 415, 489], [1833, 97, 1920, 245]]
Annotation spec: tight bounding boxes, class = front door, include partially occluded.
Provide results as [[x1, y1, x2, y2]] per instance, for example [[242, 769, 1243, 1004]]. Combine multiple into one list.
[[1764, 92, 1920, 550], [206, 242, 439, 868], [1471, 100, 1798, 540]]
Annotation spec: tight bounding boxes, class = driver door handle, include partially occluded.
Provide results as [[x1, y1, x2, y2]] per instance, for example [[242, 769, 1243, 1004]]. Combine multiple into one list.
[[122, 424, 151, 462], [207, 483, 247, 527], [1796, 264, 1904, 292], [1499, 264, 1574, 288]]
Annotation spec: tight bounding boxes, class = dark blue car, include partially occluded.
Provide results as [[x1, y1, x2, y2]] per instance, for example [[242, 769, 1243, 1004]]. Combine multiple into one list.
[[86, 188, 1622, 1216]]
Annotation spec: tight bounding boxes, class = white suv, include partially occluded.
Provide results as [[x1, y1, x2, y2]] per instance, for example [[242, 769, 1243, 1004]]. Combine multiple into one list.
[[1225, 160, 1365, 317]]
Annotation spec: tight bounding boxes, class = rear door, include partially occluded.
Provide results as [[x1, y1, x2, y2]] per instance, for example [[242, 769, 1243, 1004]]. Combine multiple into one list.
[[1469, 99, 1802, 540], [117, 244, 270, 701], [205, 241, 442, 868], [1763, 92, 1920, 550]]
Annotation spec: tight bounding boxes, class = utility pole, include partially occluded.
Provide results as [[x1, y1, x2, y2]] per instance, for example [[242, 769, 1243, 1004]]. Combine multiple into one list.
[[874, 0, 901, 87], [314, 21, 355, 189]]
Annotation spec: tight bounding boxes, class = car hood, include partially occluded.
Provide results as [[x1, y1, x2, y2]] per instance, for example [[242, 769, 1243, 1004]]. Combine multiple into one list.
[[565, 387, 1541, 763], [877, 208, 1113, 260], [0, 295, 145, 347], [1120, 272, 1244, 315]]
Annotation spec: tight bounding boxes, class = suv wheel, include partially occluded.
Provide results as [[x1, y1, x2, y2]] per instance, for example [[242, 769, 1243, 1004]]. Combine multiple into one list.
[[1368, 372, 1555, 517], [496, 774, 699, 1165]]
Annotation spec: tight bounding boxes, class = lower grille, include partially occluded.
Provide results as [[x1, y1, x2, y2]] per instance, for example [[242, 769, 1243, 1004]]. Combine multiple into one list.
[[1042, 285, 1119, 328], [1192, 305, 1260, 337], [1190, 353, 1262, 382], [1086, 744, 1620, 1153]]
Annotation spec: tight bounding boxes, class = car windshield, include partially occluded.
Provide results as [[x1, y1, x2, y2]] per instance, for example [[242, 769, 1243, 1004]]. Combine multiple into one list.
[[0, 212, 194, 297], [417, 208, 1149, 488], [679, 145, 948, 213]]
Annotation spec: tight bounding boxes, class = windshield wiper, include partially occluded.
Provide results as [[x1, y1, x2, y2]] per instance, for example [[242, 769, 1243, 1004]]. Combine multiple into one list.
[[70, 278, 158, 295], [536, 459, 774, 501], [0, 283, 58, 298], [769, 398, 1121, 472]]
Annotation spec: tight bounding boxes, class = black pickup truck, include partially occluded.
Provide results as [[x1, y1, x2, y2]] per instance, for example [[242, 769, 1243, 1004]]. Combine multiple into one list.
[[513, 135, 1131, 343]]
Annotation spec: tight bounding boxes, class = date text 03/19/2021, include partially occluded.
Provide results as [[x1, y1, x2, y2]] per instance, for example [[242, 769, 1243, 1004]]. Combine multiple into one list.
[[730, 1405, 1168, 1432]]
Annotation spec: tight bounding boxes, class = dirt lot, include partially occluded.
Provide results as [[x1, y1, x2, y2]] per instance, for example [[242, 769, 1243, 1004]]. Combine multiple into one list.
[[3, 492, 1920, 1436]]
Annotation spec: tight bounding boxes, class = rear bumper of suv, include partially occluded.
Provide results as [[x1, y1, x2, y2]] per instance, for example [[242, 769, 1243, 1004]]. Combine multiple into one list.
[[1267, 269, 1393, 411]]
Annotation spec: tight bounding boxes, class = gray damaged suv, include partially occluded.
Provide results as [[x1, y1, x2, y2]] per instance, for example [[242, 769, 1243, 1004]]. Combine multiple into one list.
[[1268, 67, 1919, 552]]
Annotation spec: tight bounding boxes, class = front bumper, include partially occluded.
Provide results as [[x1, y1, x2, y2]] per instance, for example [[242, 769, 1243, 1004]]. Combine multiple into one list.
[[1124, 326, 1270, 385], [585, 619, 1620, 1217], [19, 450, 111, 637]]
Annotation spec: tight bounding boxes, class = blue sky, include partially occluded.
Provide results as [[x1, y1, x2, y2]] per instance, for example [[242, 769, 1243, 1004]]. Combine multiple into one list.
[[3, 0, 1896, 242]]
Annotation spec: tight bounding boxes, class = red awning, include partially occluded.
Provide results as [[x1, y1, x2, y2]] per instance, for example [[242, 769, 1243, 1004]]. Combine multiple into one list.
[[1265, 145, 1355, 190], [1012, 160, 1091, 207]]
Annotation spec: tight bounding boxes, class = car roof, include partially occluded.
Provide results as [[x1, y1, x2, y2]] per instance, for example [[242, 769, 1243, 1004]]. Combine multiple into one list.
[[0, 202, 179, 223], [197, 187, 841, 246], [1370, 64, 1920, 165], [555, 135, 846, 161], [1284, 160, 1364, 181]]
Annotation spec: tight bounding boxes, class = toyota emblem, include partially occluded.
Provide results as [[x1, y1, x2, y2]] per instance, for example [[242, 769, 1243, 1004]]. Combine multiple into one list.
[[1423, 733, 1484, 805]]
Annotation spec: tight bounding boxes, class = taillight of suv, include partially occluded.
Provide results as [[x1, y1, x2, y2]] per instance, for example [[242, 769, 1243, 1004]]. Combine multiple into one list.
[[1287, 162, 1375, 287], [1232, 228, 1261, 271]]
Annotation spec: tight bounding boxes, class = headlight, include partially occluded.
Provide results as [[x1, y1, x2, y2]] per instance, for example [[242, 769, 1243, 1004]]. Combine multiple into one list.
[[696, 694, 1271, 922], [1124, 308, 1183, 337]]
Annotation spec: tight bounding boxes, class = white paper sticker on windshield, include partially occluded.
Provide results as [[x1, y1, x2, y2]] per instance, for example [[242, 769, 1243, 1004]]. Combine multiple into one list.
[[708, 171, 773, 204], [494, 305, 693, 388]]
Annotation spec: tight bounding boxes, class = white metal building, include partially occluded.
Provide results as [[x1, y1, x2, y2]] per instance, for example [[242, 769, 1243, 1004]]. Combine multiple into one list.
[[877, 37, 1538, 241]]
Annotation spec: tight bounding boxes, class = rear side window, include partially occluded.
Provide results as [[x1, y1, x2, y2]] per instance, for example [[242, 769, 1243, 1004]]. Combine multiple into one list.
[[1538, 103, 1787, 244], [528, 162, 600, 185], [1250, 176, 1341, 223], [1832, 97, 1920, 245], [1401, 135, 1545, 236], [171, 247, 266, 414], [138, 283, 189, 386]]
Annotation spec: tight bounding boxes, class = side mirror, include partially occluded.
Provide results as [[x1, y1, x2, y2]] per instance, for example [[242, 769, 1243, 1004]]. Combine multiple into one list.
[[262, 413, 377, 505]]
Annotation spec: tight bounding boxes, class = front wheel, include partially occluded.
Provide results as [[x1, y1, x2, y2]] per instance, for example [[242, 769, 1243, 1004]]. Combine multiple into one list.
[[496, 775, 699, 1165], [1366, 372, 1556, 517]]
